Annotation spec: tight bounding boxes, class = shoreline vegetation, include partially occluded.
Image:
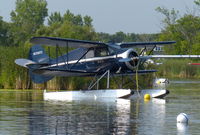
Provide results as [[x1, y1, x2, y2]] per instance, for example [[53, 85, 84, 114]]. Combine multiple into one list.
[[1, 0, 200, 90]]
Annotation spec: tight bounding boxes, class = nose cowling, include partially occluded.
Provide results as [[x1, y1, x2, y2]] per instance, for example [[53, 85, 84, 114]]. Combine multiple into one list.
[[125, 51, 139, 70], [118, 49, 139, 70]]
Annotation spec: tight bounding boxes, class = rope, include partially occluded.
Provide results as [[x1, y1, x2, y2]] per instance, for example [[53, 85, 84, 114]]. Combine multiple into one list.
[[135, 61, 141, 97]]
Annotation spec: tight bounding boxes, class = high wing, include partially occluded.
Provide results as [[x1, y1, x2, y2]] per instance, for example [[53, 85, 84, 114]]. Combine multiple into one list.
[[120, 41, 176, 48], [30, 37, 107, 48]]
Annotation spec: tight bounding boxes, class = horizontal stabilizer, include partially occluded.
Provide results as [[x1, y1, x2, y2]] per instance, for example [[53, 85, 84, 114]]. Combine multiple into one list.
[[15, 59, 36, 68]]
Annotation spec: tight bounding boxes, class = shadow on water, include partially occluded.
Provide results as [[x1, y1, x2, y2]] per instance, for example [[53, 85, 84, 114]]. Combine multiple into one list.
[[0, 80, 200, 135]]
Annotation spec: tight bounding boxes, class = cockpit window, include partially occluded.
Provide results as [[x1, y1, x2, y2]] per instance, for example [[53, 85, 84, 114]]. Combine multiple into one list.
[[95, 48, 109, 57], [85, 49, 94, 58], [108, 47, 116, 55]]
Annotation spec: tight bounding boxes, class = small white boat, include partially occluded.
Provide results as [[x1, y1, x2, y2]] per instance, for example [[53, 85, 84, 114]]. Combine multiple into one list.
[[153, 78, 169, 88]]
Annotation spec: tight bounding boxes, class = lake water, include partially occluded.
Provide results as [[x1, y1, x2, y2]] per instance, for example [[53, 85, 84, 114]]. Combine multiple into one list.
[[0, 80, 200, 135]]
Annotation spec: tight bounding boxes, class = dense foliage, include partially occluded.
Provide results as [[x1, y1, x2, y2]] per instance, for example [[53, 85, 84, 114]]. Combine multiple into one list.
[[156, 1, 200, 55], [0, 0, 200, 89]]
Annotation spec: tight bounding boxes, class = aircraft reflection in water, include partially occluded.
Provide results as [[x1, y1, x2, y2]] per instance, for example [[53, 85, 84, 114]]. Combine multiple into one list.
[[28, 99, 132, 135], [28, 99, 166, 135]]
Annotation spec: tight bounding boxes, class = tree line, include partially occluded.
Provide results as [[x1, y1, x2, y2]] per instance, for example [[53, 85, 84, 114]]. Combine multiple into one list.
[[0, 0, 200, 90]]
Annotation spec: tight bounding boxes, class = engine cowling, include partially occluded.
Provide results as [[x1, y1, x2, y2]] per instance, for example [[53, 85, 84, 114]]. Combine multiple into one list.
[[118, 49, 139, 70]]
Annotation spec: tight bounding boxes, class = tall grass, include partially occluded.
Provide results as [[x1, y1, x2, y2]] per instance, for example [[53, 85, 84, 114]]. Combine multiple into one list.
[[156, 59, 200, 79]]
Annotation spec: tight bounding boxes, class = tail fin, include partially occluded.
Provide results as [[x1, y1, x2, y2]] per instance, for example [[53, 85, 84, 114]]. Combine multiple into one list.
[[29, 45, 50, 63], [28, 45, 53, 83]]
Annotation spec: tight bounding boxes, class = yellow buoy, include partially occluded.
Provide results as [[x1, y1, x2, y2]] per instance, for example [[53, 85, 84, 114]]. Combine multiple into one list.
[[156, 80, 161, 84], [144, 94, 151, 100]]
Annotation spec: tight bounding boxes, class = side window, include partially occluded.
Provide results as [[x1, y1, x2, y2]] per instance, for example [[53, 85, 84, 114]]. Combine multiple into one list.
[[85, 49, 94, 58], [108, 47, 116, 55], [95, 48, 109, 57]]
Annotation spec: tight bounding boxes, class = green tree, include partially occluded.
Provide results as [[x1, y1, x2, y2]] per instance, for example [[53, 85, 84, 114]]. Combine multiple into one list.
[[39, 10, 97, 40], [156, 4, 200, 55], [111, 31, 126, 43], [10, 0, 48, 45], [0, 16, 11, 46], [159, 14, 200, 54], [63, 10, 83, 26], [194, 0, 200, 6], [83, 15, 93, 26], [48, 12, 63, 25], [156, 7, 179, 27]]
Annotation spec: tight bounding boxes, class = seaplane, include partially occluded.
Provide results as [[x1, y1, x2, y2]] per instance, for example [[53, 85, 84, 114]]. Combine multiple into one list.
[[15, 37, 200, 101]]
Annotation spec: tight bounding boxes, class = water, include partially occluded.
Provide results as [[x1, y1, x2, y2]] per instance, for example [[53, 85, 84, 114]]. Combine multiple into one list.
[[0, 80, 200, 135]]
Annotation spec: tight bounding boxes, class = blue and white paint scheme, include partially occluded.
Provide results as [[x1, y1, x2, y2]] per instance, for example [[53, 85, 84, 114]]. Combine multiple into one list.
[[14, 37, 200, 100], [15, 37, 177, 83]]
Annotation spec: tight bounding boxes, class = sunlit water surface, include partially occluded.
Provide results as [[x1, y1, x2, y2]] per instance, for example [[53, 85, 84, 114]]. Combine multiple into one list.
[[0, 80, 200, 135]]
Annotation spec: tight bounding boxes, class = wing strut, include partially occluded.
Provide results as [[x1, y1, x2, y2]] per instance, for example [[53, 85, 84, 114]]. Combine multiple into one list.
[[56, 44, 58, 67], [148, 45, 156, 55], [139, 46, 147, 56], [48, 47, 51, 63], [56, 44, 69, 69], [66, 41, 69, 68], [88, 70, 110, 90]]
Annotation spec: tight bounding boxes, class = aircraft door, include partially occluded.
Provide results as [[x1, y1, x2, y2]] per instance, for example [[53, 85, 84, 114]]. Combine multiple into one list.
[[85, 49, 96, 70]]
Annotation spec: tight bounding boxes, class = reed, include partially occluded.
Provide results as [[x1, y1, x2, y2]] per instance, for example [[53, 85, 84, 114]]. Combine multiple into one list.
[[156, 59, 200, 79]]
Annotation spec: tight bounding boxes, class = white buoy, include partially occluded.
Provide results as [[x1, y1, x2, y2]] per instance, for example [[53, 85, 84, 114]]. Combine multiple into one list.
[[177, 123, 188, 132], [177, 113, 189, 123]]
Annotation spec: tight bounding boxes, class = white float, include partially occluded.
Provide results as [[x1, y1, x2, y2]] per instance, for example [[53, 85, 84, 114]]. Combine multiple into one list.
[[43, 88, 169, 101], [130, 89, 169, 99], [43, 89, 132, 101]]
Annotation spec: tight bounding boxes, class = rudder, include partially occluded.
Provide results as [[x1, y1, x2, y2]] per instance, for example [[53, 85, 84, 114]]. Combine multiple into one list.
[[29, 45, 50, 63], [28, 45, 54, 83]]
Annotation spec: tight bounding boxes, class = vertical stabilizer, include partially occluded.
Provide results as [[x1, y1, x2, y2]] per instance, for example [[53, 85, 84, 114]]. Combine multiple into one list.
[[29, 45, 50, 63], [28, 45, 54, 83]]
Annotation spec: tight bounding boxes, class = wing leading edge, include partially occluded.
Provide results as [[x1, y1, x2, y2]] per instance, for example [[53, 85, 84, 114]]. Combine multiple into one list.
[[30, 37, 107, 48], [120, 41, 176, 48], [30, 37, 175, 49]]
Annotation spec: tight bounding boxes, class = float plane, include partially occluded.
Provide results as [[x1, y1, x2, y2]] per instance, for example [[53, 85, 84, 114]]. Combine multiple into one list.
[[15, 37, 200, 100]]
